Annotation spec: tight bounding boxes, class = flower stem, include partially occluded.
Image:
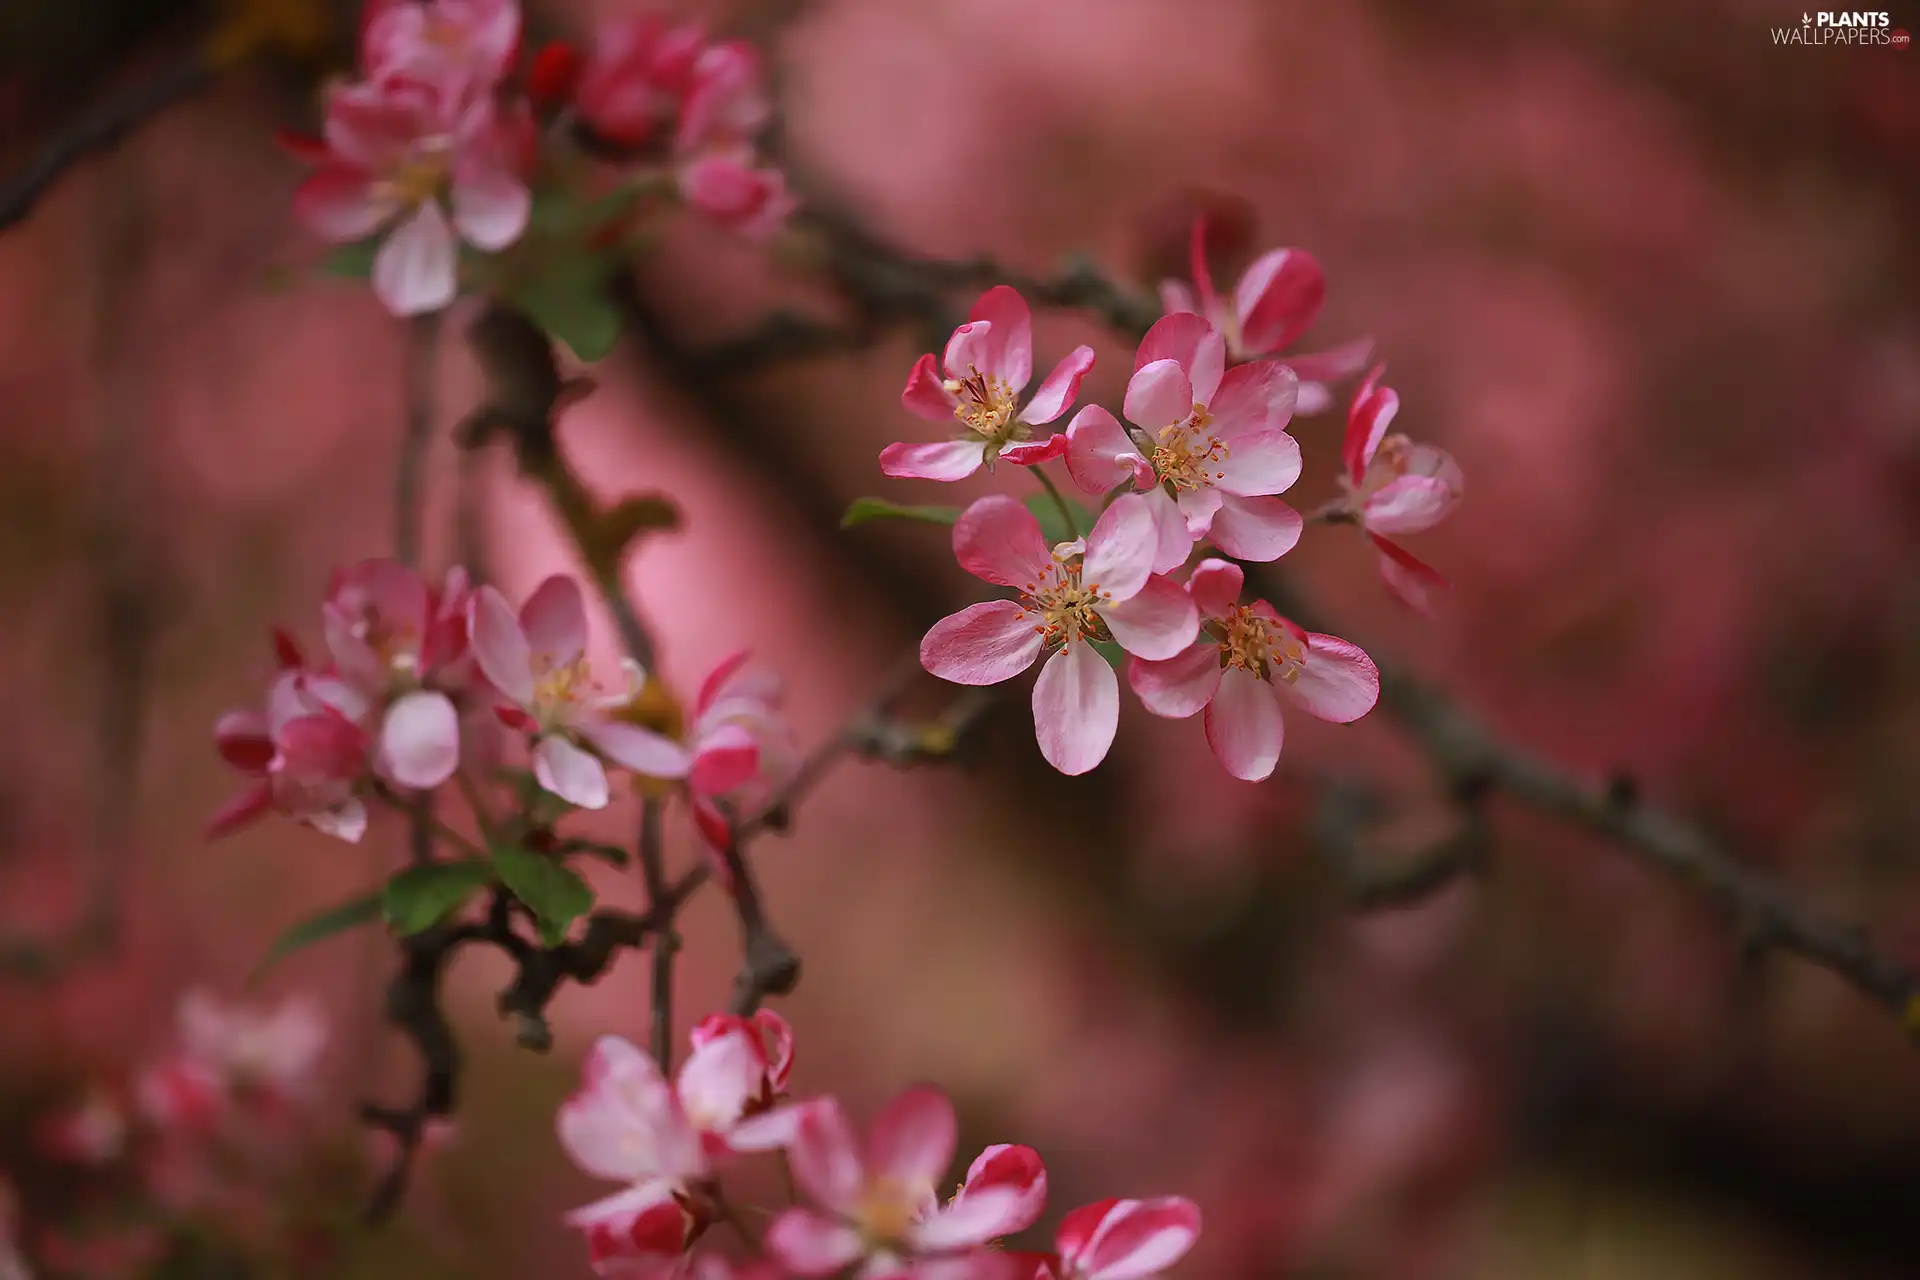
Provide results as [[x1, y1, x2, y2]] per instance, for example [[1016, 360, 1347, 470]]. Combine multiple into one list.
[[1032, 465, 1081, 541]]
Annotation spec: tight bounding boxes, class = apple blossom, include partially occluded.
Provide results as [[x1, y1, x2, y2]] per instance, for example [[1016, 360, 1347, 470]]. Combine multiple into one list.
[[765, 1085, 1045, 1278], [558, 1028, 799, 1274], [675, 42, 772, 156], [360, 0, 520, 102], [683, 652, 801, 853], [920, 494, 1198, 775], [1130, 559, 1378, 782], [1335, 366, 1461, 616], [1015, 1197, 1203, 1280], [575, 16, 708, 148], [882, 288, 1096, 482], [1159, 215, 1372, 414], [209, 666, 374, 843], [1065, 313, 1304, 572], [468, 576, 691, 809], [39, 1087, 128, 1166], [679, 152, 797, 240], [292, 78, 531, 316]]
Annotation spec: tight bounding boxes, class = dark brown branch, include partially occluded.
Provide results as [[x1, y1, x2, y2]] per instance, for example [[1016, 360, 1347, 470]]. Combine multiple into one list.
[[0, 54, 210, 233], [638, 798, 676, 1066]]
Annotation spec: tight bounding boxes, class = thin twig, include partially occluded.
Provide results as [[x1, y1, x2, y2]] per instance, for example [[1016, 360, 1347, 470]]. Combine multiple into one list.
[[638, 797, 676, 1067], [0, 54, 210, 233]]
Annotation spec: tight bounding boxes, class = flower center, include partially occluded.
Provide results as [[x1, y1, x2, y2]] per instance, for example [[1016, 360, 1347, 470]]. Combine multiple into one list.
[[531, 655, 596, 721], [945, 369, 1021, 444], [351, 614, 421, 676], [856, 1176, 930, 1246], [1151, 405, 1228, 492], [377, 148, 453, 209], [1021, 554, 1112, 650], [1217, 605, 1305, 683]]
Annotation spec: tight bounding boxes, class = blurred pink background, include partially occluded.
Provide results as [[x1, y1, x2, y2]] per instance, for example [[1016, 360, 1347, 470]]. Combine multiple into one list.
[[3, 0, 1920, 1275]]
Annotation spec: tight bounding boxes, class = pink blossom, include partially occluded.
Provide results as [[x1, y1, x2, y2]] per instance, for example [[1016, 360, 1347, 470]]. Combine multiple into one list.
[[1066, 314, 1303, 573], [209, 666, 374, 843], [882, 288, 1096, 482], [1129, 560, 1378, 782], [324, 559, 474, 789], [467, 576, 690, 809], [675, 41, 771, 155], [1018, 1198, 1203, 1280], [679, 151, 796, 239], [558, 1027, 798, 1274], [685, 653, 800, 853], [1336, 367, 1461, 616], [39, 1086, 128, 1166], [292, 79, 531, 316], [138, 990, 326, 1131], [576, 16, 707, 148], [1159, 216, 1371, 414], [361, 0, 520, 102], [920, 495, 1199, 775], [765, 1085, 1045, 1278]]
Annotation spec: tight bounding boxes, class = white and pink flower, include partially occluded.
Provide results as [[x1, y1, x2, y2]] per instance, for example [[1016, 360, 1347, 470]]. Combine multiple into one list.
[[1130, 560, 1378, 782], [1336, 367, 1461, 616], [558, 1027, 798, 1274], [1159, 216, 1371, 414], [39, 1087, 129, 1166], [575, 16, 707, 148], [209, 665, 374, 843], [467, 576, 691, 809], [685, 653, 800, 854], [292, 78, 531, 316], [1015, 1197, 1203, 1280], [137, 990, 327, 1131], [882, 288, 1096, 483], [920, 495, 1199, 775], [1065, 313, 1303, 572], [765, 1085, 1045, 1278], [361, 0, 520, 102], [679, 152, 795, 240]]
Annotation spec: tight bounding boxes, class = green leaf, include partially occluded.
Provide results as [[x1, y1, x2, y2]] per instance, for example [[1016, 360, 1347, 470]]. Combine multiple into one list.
[[250, 891, 381, 983], [556, 839, 630, 868], [381, 860, 493, 936], [840, 497, 964, 530], [511, 260, 622, 362], [320, 239, 380, 281], [1024, 492, 1095, 547], [493, 844, 594, 946]]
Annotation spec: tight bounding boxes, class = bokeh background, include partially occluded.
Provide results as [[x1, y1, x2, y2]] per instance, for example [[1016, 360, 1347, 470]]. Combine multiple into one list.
[[3, 0, 1920, 1275]]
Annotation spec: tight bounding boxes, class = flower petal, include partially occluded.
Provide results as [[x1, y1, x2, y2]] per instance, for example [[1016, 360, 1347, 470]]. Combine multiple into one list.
[[956, 1143, 1047, 1234], [953, 495, 1052, 589], [1187, 557, 1244, 619], [1128, 643, 1221, 719], [450, 167, 531, 251], [1032, 644, 1118, 776], [1214, 429, 1302, 498], [1206, 494, 1303, 563], [868, 1084, 958, 1189], [1065, 404, 1151, 495], [1373, 534, 1449, 617], [1097, 574, 1198, 661], [1146, 488, 1199, 575], [379, 690, 461, 788], [879, 439, 987, 482], [998, 433, 1069, 467], [902, 352, 959, 421], [786, 1100, 865, 1215], [1062, 1197, 1203, 1280], [292, 167, 392, 242], [520, 575, 589, 663], [1207, 361, 1299, 439], [921, 601, 1044, 686], [468, 585, 535, 705], [1019, 344, 1095, 425], [1204, 667, 1284, 781], [372, 202, 458, 317], [557, 1036, 672, 1182], [1363, 475, 1457, 536], [1082, 494, 1158, 601], [215, 711, 274, 773], [964, 285, 1034, 390], [1283, 336, 1375, 386], [766, 1208, 865, 1276], [690, 722, 760, 796], [1122, 359, 1194, 432], [1132, 313, 1224, 406], [1342, 365, 1398, 484], [534, 734, 611, 809], [1281, 634, 1380, 723], [1235, 248, 1325, 356]]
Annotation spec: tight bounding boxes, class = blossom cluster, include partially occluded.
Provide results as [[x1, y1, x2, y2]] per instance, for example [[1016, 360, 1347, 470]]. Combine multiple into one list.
[[884, 231, 1461, 779], [291, 0, 790, 316], [210, 558, 794, 854], [556, 1015, 1201, 1279], [18, 992, 333, 1275]]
